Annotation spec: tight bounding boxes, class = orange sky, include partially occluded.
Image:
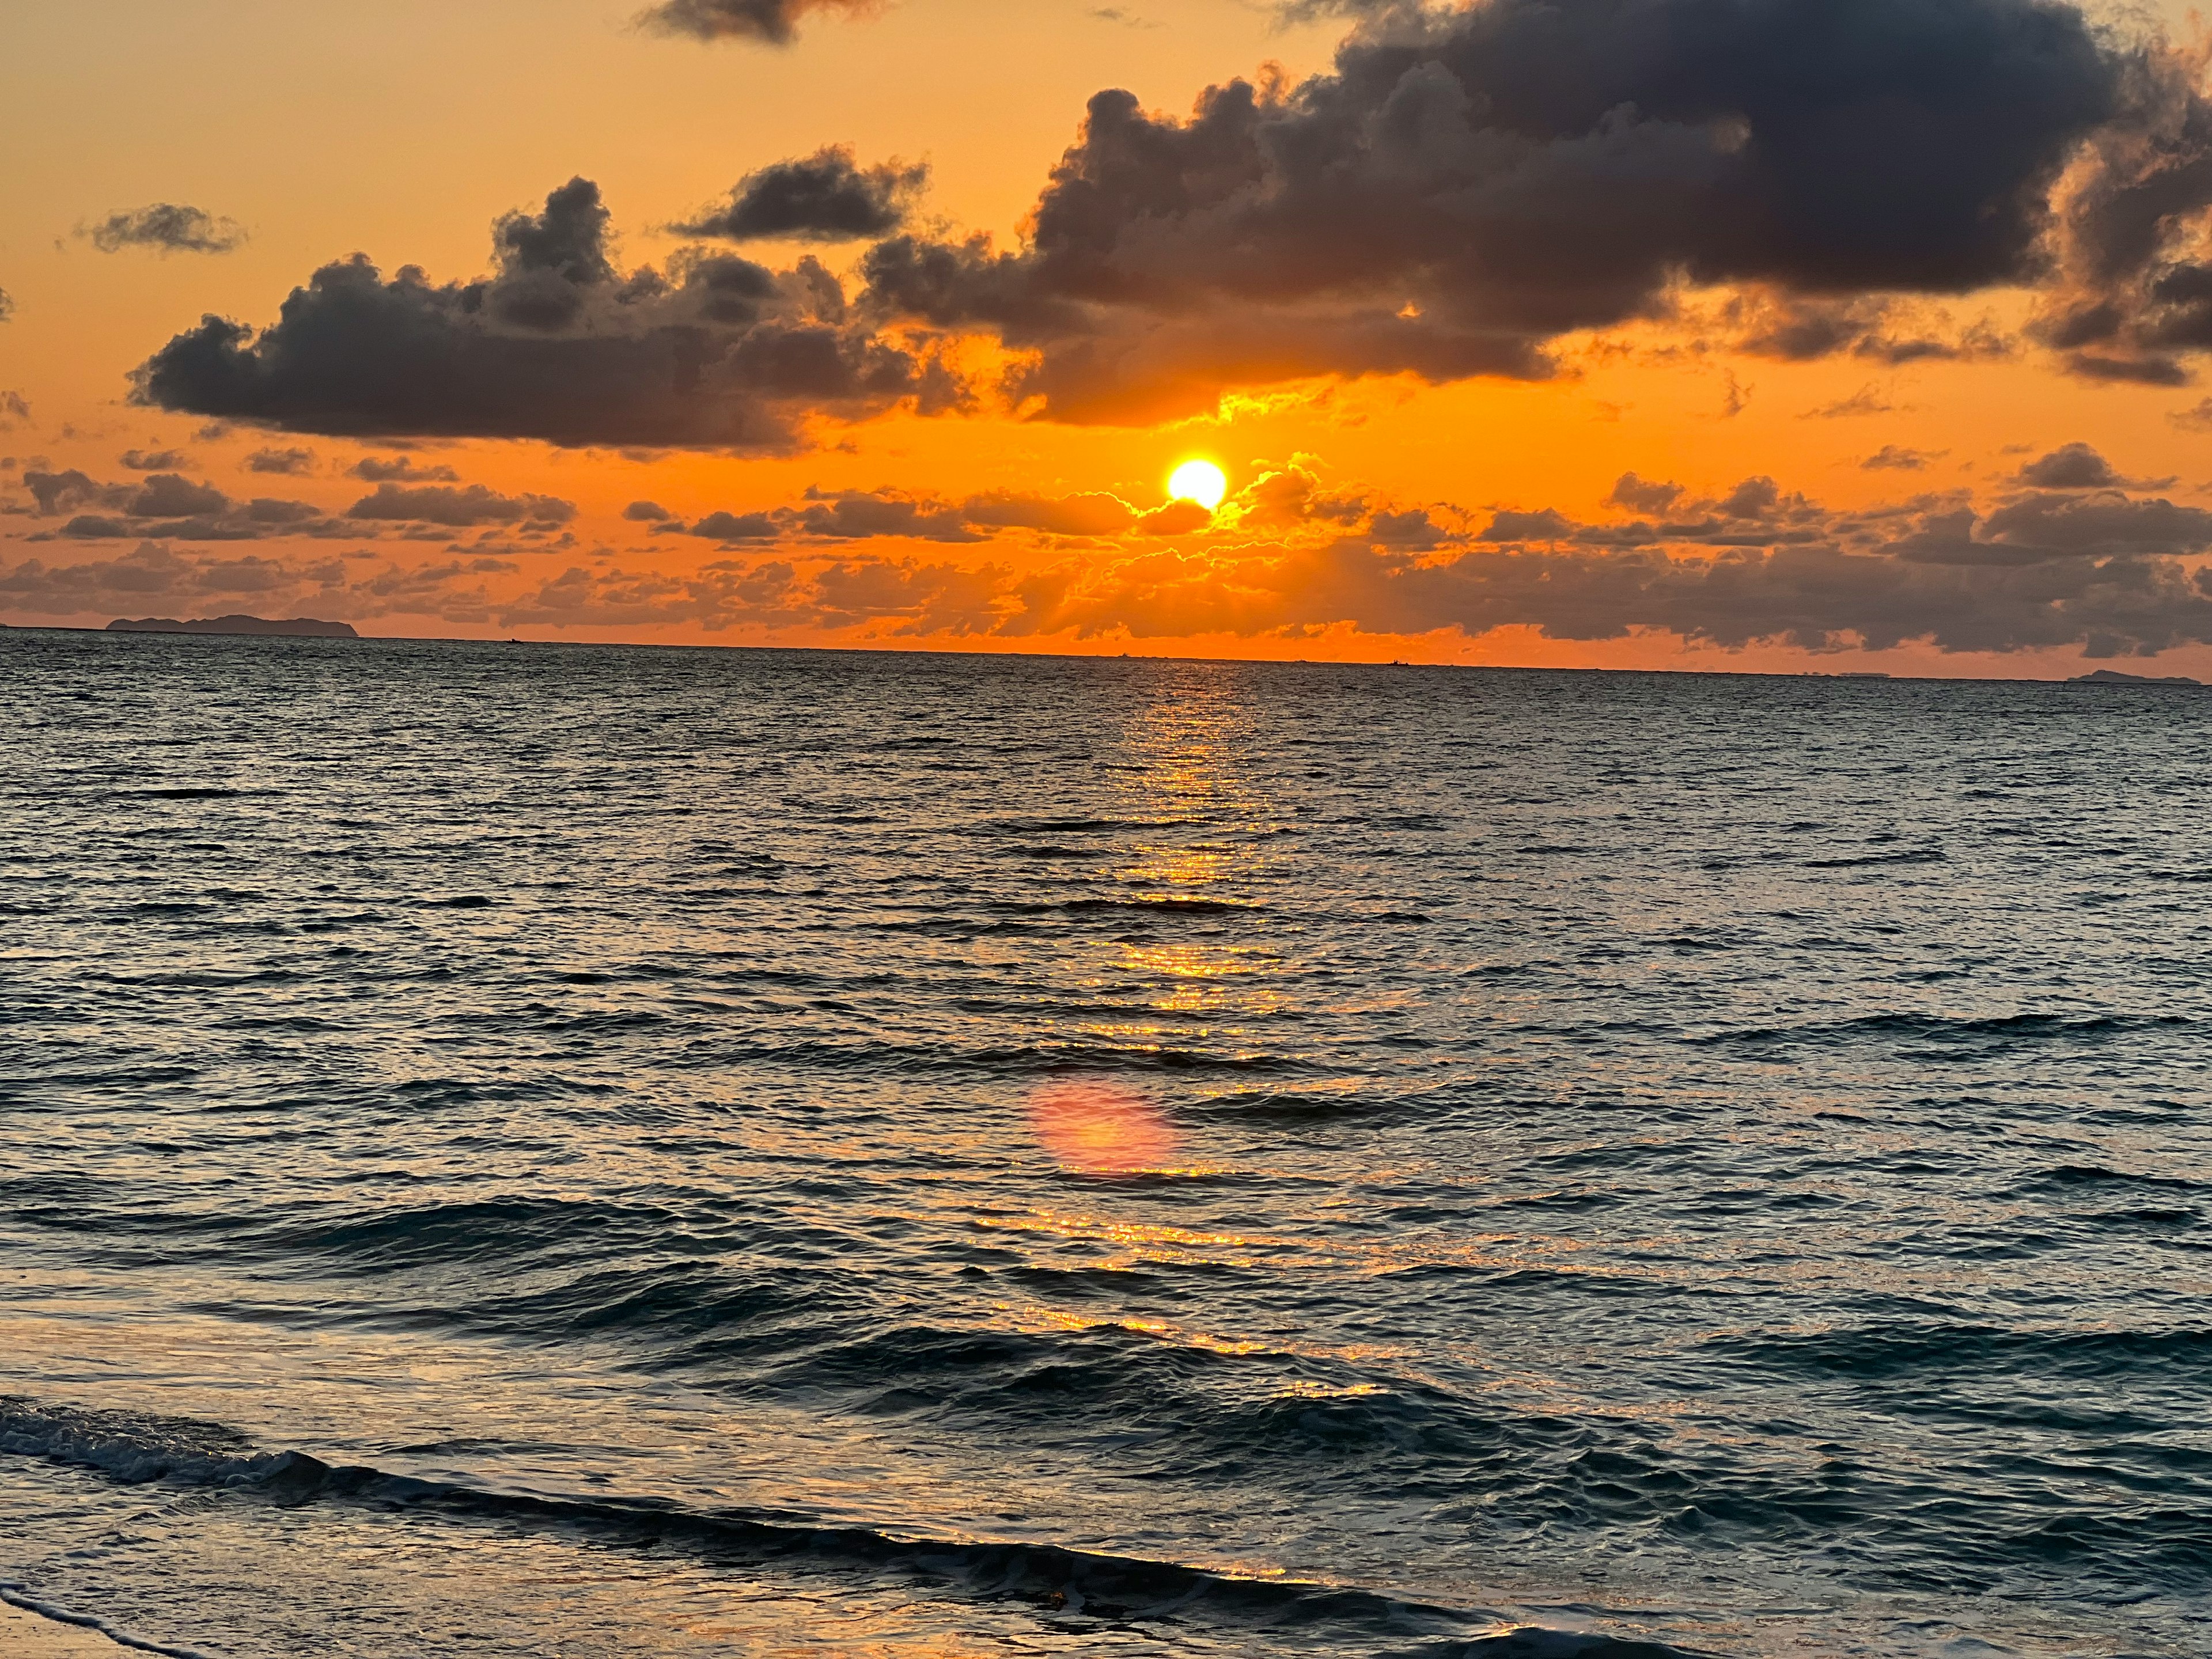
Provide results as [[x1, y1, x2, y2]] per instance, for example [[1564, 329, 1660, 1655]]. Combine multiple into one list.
[[8, 0, 2212, 676]]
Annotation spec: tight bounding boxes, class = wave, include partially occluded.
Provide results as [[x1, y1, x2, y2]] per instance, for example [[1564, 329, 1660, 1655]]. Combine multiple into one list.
[[0, 1396, 1700, 1659], [0, 1586, 211, 1659], [1689, 1009, 2190, 1050]]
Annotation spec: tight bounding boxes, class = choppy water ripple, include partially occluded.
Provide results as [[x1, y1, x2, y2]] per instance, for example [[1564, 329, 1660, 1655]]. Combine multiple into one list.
[[2, 630, 2209, 1657]]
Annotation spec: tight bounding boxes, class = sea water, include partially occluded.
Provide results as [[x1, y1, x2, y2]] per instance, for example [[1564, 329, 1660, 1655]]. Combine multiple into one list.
[[1, 630, 2207, 1657]]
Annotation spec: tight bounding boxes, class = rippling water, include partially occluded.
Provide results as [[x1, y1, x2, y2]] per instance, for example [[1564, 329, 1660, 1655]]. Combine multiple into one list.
[[3, 630, 2208, 1658]]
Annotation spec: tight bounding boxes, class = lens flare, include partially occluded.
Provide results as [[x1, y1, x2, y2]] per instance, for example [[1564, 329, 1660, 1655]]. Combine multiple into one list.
[[1027, 1079, 1177, 1172], [1167, 459, 1228, 511]]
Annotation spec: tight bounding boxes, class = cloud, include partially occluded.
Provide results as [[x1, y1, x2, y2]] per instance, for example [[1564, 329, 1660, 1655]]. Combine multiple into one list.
[[345, 482, 574, 527], [562, 461, 2212, 654], [19, 465, 326, 542], [673, 147, 927, 242], [685, 486, 983, 543], [672, 479, 1268, 546], [0, 286, 13, 323], [963, 488, 1139, 537], [859, 0, 2164, 421], [1, 391, 32, 430], [19, 448, 2212, 658], [1802, 382, 1903, 419], [634, 0, 879, 47], [129, 474, 229, 517], [1863, 445, 1944, 472], [349, 455, 459, 482], [82, 204, 246, 255], [133, 178, 952, 449], [2015, 441, 2122, 488], [119, 448, 189, 472], [1609, 473, 1683, 514], [24, 469, 134, 516], [246, 446, 318, 475], [0, 542, 317, 613], [624, 499, 676, 522]]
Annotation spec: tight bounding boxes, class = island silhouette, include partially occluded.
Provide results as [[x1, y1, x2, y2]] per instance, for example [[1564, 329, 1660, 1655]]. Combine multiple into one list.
[[106, 615, 358, 638]]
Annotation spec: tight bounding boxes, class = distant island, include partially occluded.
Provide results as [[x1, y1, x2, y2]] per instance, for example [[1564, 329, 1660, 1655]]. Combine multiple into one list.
[[107, 615, 359, 639], [2069, 668, 2202, 687]]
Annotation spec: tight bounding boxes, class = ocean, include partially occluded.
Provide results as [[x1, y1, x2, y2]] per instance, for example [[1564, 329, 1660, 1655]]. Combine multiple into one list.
[[2, 629, 2206, 1658]]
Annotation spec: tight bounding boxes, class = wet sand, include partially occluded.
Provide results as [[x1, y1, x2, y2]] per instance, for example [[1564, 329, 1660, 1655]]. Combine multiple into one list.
[[0, 1601, 126, 1655]]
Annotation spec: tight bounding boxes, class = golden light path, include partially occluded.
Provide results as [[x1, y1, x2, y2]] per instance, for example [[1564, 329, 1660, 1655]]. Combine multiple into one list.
[[1167, 459, 1229, 511]]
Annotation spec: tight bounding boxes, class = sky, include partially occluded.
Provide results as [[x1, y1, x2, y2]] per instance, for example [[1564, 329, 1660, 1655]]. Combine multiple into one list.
[[9, 0, 2212, 675]]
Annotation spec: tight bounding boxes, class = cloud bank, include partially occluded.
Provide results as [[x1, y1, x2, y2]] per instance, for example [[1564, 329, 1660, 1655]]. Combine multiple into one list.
[[21, 446, 2206, 660], [133, 178, 957, 448], [137, 0, 2212, 442]]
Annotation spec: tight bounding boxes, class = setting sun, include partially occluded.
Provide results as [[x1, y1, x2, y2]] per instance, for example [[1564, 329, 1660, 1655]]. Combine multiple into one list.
[[1167, 459, 1229, 512]]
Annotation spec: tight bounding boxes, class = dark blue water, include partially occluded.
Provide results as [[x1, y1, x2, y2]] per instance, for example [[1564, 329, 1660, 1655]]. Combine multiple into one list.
[[2, 630, 2207, 1658]]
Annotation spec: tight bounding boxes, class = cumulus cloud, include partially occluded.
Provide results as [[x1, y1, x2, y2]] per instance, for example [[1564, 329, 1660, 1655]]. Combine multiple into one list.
[[859, 0, 2171, 421], [133, 177, 956, 449], [673, 147, 927, 242], [18, 465, 316, 542], [246, 446, 318, 475], [119, 448, 188, 472], [82, 204, 246, 255], [349, 455, 459, 482], [345, 482, 575, 527], [1, 391, 33, 430], [634, 0, 880, 47], [2015, 441, 2123, 488], [1863, 445, 1943, 471]]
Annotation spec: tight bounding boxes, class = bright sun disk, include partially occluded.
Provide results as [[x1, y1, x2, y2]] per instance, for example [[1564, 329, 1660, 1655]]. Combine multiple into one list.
[[1168, 459, 1228, 511]]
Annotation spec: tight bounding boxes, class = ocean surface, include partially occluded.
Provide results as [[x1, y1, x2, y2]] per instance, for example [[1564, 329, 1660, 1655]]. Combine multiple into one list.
[[2, 630, 2207, 1659]]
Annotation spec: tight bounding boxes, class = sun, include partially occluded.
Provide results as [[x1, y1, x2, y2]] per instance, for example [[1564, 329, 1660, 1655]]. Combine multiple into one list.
[[1167, 459, 1229, 511]]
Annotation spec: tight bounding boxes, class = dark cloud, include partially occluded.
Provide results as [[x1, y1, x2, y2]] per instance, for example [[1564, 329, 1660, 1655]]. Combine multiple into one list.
[[139, 3, 2212, 443], [0, 543, 320, 613], [1, 392, 33, 430], [634, 0, 878, 47], [963, 489, 1139, 537], [349, 455, 460, 482], [0, 286, 13, 323], [246, 446, 318, 475], [861, 0, 2150, 421], [1609, 474, 1683, 514], [624, 500, 676, 522], [130, 474, 229, 518], [119, 448, 189, 472], [685, 487, 983, 544], [675, 147, 927, 242], [134, 179, 952, 449], [345, 482, 575, 527], [673, 479, 1270, 546], [20, 465, 328, 543], [2016, 441, 2122, 488], [1802, 383, 1903, 419], [82, 204, 246, 255], [24, 469, 133, 516], [1863, 445, 1943, 472]]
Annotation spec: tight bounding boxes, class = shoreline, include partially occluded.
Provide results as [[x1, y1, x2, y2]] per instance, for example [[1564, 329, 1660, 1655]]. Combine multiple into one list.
[[1, 1599, 132, 1656]]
